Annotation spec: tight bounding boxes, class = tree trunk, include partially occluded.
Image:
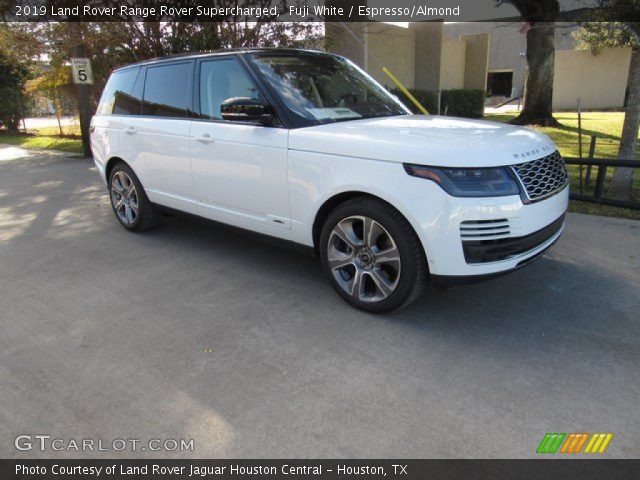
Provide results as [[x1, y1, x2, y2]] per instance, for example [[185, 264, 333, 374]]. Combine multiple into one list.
[[609, 48, 640, 201], [510, 22, 559, 126]]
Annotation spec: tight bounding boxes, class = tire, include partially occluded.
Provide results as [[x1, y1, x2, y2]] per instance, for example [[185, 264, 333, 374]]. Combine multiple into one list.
[[319, 196, 427, 313], [108, 162, 160, 232]]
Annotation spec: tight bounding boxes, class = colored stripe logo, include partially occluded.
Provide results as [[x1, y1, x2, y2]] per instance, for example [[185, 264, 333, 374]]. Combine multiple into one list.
[[537, 433, 613, 454], [584, 433, 613, 453], [537, 433, 566, 453]]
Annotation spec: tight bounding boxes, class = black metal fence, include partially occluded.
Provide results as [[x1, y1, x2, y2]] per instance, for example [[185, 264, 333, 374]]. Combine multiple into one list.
[[564, 156, 640, 210]]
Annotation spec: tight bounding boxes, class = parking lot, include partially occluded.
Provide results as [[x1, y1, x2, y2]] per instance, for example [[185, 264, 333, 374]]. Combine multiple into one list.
[[1, 145, 639, 458]]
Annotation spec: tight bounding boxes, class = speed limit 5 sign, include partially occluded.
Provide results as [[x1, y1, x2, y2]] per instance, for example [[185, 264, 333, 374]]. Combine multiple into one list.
[[71, 57, 94, 85]]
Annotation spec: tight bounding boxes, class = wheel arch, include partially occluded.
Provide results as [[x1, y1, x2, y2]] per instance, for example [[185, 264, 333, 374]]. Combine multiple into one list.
[[104, 156, 128, 184], [311, 191, 429, 264]]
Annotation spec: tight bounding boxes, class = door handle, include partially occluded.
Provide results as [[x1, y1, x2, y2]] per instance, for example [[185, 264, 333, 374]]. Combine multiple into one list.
[[123, 126, 137, 135], [195, 134, 215, 144]]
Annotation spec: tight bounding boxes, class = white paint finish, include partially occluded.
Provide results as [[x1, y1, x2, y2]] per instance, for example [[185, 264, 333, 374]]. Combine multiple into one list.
[[90, 114, 119, 186], [189, 121, 289, 226], [289, 115, 555, 167], [287, 147, 569, 276], [91, 57, 567, 282], [121, 116, 194, 200], [404, 184, 569, 276], [287, 150, 409, 243], [92, 110, 567, 278]]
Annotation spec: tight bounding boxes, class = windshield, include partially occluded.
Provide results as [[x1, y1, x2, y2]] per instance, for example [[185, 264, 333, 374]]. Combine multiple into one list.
[[249, 53, 410, 127]]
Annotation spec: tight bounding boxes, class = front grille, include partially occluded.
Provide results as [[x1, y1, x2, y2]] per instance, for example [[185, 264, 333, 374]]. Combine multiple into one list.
[[462, 214, 564, 264], [511, 151, 568, 202]]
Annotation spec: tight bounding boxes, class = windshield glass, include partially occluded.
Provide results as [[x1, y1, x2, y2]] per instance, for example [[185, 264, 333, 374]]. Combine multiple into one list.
[[249, 53, 409, 126]]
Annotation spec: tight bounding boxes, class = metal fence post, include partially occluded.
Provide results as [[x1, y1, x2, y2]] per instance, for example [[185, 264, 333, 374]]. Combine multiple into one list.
[[577, 98, 583, 194], [594, 163, 607, 201], [584, 135, 596, 186]]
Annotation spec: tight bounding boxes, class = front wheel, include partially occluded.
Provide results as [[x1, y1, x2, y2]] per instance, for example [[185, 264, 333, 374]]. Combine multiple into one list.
[[319, 197, 427, 313]]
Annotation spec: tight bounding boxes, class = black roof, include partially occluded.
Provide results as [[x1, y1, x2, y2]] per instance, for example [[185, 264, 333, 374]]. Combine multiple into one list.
[[114, 48, 332, 72]]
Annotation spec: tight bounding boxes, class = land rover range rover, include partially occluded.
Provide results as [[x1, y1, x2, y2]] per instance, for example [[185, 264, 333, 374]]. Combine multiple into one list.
[[91, 49, 569, 312]]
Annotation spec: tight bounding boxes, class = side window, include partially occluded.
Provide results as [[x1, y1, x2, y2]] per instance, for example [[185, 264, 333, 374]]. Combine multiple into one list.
[[199, 58, 261, 120], [142, 63, 190, 118], [113, 68, 143, 115], [96, 68, 139, 116]]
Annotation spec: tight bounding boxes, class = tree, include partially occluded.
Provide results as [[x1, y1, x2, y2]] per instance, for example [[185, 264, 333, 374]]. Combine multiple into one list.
[[498, 0, 560, 126], [25, 64, 72, 136], [575, 21, 640, 201], [30, 21, 321, 105], [0, 51, 29, 131]]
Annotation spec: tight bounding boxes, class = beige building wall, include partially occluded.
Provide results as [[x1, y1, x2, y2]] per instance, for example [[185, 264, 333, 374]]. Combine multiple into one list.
[[412, 22, 444, 92], [325, 23, 366, 69], [462, 33, 490, 90], [553, 47, 632, 110], [440, 39, 466, 90], [364, 23, 416, 89], [326, 22, 492, 95]]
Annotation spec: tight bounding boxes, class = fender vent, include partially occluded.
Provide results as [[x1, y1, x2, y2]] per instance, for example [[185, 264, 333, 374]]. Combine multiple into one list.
[[460, 219, 511, 241]]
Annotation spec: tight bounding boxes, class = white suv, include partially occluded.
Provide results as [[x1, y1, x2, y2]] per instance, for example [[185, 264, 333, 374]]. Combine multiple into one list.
[[91, 49, 569, 312]]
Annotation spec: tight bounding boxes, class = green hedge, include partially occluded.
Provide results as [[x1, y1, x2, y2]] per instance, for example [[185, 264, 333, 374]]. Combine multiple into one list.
[[389, 88, 485, 118], [389, 88, 438, 115], [440, 89, 485, 118]]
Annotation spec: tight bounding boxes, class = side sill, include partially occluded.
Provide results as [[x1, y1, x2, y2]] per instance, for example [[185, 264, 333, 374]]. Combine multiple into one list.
[[152, 204, 317, 257]]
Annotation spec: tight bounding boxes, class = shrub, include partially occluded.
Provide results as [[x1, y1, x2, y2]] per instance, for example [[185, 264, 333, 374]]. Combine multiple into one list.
[[440, 89, 485, 118], [389, 88, 438, 115], [0, 52, 30, 131]]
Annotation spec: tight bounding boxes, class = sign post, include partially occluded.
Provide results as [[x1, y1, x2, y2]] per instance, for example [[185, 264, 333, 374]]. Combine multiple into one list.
[[70, 51, 93, 157]]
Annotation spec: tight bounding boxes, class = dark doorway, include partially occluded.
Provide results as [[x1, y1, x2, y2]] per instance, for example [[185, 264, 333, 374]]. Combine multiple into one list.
[[487, 71, 513, 97]]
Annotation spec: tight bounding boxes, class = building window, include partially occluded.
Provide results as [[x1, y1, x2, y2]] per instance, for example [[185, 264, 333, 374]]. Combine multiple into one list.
[[487, 71, 513, 97]]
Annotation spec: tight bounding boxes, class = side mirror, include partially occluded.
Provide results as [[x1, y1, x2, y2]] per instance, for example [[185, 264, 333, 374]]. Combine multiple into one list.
[[220, 97, 273, 125]]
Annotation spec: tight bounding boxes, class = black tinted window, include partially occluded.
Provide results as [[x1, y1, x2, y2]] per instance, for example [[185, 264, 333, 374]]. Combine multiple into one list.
[[113, 68, 143, 115], [97, 68, 139, 115], [199, 58, 261, 120], [143, 63, 190, 117]]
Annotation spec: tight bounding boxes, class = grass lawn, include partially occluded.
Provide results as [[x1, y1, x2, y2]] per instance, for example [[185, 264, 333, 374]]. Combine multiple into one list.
[[0, 132, 83, 153], [0, 123, 82, 154], [486, 111, 640, 221], [32, 124, 82, 136]]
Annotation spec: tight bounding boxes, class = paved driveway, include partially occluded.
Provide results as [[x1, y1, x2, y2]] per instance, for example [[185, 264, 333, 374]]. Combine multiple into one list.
[[1, 145, 639, 458]]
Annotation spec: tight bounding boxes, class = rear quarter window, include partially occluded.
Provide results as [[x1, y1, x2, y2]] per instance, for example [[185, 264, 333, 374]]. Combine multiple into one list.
[[96, 67, 141, 116], [142, 62, 191, 118]]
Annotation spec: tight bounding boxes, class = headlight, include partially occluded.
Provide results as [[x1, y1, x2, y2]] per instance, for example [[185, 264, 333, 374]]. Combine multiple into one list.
[[403, 164, 521, 197]]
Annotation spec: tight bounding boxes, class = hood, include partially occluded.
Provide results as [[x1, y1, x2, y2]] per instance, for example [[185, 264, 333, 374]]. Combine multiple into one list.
[[288, 115, 556, 167]]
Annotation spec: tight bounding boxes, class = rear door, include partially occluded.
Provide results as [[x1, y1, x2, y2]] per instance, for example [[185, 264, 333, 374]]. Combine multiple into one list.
[[189, 56, 290, 230], [123, 61, 195, 205], [91, 67, 142, 179]]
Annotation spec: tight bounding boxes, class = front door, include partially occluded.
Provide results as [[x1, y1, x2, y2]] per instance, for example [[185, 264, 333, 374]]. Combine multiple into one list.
[[189, 57, 290, 230]]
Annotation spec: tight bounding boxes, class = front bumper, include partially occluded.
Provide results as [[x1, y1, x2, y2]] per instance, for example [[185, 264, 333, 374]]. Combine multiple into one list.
[[408, 185, 569, 278], [430, 230, 561, 286]]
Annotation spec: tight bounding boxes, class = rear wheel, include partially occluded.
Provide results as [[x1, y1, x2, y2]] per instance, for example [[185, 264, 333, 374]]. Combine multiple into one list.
[[109, 162, 159, 232], [319, 197, 427, 313]]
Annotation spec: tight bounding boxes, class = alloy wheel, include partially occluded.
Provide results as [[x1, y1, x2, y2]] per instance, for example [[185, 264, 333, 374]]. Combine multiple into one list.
[[110, 171, 139, 226], [327, 215, 401, 303]]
